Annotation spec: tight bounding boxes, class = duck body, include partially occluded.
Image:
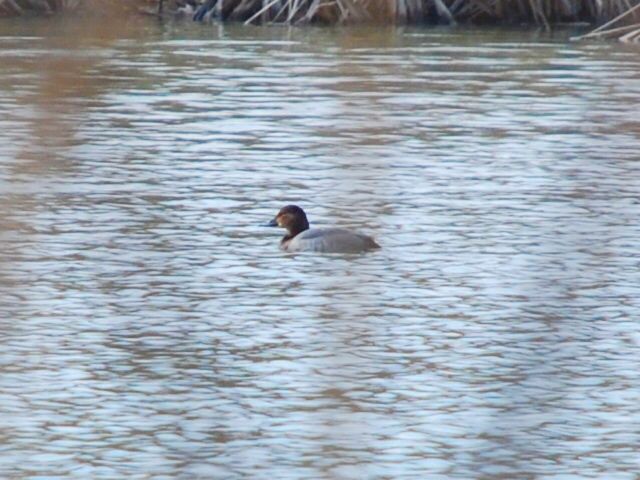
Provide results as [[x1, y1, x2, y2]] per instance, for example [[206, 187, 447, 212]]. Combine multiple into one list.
[[268, 205, 380, 254], [283, 227, 380, 253]]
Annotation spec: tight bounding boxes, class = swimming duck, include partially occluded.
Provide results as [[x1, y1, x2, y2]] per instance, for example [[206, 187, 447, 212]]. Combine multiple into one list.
[[267, 205, 380, 253]]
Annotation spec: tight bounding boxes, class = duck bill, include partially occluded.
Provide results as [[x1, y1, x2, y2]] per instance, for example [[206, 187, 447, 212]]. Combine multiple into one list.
[[266, 218, 278, 227]]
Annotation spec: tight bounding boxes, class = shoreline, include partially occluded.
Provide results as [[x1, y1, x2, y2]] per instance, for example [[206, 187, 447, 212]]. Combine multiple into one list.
[[1, 0, 639, 43]]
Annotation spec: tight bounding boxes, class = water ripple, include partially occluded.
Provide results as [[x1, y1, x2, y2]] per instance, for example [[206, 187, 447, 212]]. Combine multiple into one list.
[[0, 21, 639, 479]]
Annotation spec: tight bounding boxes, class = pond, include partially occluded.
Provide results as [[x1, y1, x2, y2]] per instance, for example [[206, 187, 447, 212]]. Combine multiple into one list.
[[0, 16, 639, 479]]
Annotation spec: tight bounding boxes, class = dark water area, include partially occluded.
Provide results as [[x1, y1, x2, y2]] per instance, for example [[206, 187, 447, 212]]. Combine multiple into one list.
[[0, 17, 639, 479]]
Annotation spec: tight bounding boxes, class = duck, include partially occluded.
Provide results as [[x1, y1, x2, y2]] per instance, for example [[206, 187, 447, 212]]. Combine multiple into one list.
[[267, 205, 380, 253]]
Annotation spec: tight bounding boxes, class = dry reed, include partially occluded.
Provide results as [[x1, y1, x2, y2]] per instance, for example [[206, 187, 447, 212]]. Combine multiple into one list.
[[2, 0, 640, 43], [172, 0, 640, 35]]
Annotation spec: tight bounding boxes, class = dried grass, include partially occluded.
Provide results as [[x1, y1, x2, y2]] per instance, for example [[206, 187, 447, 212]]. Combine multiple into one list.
[[188, 0, 640, 29], [2, 0, 640, 44]]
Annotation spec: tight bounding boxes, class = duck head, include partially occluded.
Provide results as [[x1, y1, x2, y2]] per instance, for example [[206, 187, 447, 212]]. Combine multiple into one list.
[[267, 205, 310, 237]]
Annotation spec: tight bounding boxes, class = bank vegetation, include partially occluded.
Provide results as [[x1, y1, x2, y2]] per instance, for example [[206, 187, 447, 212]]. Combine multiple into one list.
[[1, 0, 639, 42]]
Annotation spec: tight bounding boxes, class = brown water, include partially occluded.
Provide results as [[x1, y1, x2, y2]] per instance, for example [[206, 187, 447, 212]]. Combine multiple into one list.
[[1, 16, 640, 479]]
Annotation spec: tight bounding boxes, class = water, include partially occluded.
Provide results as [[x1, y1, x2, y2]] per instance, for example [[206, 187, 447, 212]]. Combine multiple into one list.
[[1, 16, 640, 479]]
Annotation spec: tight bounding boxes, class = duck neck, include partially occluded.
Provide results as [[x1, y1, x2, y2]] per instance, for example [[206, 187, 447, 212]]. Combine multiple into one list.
[[282, 217, 309, 243]]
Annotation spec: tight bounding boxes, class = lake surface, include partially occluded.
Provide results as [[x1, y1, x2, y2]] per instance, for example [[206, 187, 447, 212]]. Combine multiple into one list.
[[1, 16, 639, 479]]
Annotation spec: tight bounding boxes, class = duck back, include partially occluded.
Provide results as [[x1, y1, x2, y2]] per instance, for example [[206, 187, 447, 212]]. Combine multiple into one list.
[[283, 228, 380, 253]]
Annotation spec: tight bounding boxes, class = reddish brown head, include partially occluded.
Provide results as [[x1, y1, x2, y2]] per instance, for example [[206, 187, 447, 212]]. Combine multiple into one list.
[[267, 205, 310, 237]]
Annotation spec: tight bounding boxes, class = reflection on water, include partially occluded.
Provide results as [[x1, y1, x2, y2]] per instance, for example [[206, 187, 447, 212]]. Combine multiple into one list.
[[1, 17, 640, 479]]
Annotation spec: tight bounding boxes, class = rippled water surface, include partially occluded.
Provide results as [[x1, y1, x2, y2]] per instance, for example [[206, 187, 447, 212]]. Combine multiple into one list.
[[1, 17, 640, 479]]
